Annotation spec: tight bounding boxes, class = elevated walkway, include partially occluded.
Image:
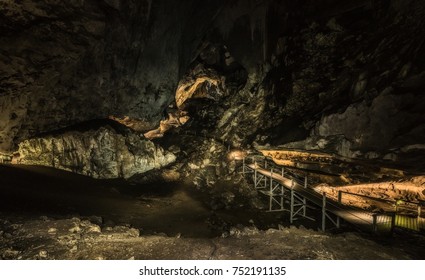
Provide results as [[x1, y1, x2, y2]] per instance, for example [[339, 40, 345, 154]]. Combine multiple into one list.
[[242, 156, 424, 233]]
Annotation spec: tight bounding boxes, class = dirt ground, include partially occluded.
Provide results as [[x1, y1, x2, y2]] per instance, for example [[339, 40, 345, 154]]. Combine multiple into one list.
[[1, 215, 422, 260], [1, 164, 425, 260]]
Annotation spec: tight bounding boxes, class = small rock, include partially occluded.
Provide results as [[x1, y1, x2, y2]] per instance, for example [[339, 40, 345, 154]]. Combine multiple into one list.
[[70, 246, 78, 253], [103, 226, 113, 231], [86, 224, 101, 233], [69, 225, 81, 233], [48, 228, 57, 235], [168, 145, 180, 154], [2, 249, 20, 259], [39, 250, 48, 259], [266, 228, 278, 234], [188, 163, 200, 170], [175, 233, 181, 238], [128, 256, 135, 260]]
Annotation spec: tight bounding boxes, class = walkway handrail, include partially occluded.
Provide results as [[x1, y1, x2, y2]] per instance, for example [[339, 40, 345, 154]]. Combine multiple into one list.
[[244, 155, 386, 228]]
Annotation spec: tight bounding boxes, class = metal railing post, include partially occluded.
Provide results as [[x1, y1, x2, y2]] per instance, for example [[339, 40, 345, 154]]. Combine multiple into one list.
[[281, 167, 285, 177], [337, 191, 342, 228], [280, 185, 284, 211], [322, 193, 326, 231], [290, 182, 294, 224], [372, 214, 377, 233], [254, 168, 257, 188], [390, 212, 396, 235], [304, 176, 308, 188], [270, 169, 273, 190], [242, 157, 245, 174]]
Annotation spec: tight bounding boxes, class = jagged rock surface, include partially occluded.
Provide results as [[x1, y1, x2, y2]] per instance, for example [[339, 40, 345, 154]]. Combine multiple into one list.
[[190, 0, 425, 170], [16, 125, 175, 179], [1, 0, 424, 173], [0, 0, 268, 153]]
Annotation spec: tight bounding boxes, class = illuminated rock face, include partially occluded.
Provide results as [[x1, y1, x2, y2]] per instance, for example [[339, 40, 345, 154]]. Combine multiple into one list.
[[0, 0, 202, 152], [16, 125, 175, 179], [1, 0, 425, 174]]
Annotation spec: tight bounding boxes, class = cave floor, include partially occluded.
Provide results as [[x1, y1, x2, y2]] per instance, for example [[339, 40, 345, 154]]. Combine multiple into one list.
[[0, 164, 424, 260]]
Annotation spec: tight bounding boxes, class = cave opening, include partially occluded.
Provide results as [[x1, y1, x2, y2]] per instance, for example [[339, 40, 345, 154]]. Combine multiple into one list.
[[1, 0, 425, 260]]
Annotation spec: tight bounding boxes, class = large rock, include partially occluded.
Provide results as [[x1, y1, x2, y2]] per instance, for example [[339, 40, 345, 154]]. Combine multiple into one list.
[[15, 124, 176, 179], [0, 0, 268, 153]]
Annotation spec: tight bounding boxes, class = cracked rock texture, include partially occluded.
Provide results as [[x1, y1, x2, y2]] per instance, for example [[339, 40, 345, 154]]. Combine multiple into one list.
[[0, 0, 268, 153], [15, 123, 175, 179], [1, 0, 425, 173]]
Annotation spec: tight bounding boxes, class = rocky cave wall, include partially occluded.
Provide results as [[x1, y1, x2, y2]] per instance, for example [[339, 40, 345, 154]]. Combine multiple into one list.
[[1, 0, 425, 177], [193, 0, 425, 171], [0, 0, 223, 153]]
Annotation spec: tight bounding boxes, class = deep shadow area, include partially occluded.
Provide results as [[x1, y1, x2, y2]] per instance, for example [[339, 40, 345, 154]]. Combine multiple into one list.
[[0, 164, 209, 237], [0, 164, 286, 238]]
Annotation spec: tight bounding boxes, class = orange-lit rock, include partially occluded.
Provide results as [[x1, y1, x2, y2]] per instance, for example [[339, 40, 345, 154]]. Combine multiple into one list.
[[108, 116, 156, 132], [227, 150, 247, 161]]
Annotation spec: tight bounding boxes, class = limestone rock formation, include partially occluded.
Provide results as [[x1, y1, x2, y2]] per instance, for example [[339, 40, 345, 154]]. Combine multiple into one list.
[[15, 124, 175, 179], [1, 0, 425, 175]]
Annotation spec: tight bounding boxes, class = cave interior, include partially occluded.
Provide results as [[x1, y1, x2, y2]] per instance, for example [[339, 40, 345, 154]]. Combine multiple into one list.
[[0, 0, 425, 260]]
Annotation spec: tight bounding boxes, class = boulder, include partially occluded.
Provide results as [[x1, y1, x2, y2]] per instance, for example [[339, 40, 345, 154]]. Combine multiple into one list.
[[16, 125, 175, 179]]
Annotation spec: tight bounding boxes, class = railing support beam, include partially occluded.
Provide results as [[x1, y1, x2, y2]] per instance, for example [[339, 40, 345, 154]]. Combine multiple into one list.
[[322, 193, 326, 231]]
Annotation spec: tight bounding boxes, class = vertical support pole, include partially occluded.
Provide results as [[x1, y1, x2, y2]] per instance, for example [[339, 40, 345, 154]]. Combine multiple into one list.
[[390, 212, 396, 235], [265, 159, 267, 169], [290, 184, 294, 224], [270, 169, 273, 191], [322, 193, 326, 231], [269, 169, 273, 211], [418, 205, 422, 230], [254, 168, 257, 188], [269, 191, 272, 211], [336, 191, 342, 228], [280, 185, 284, 211], [372, 214, 377, 233], [304, 176, 308, 188], [302, 197, 307, 217], [281, 167, 285, 177], [242, 157, 245, 174]]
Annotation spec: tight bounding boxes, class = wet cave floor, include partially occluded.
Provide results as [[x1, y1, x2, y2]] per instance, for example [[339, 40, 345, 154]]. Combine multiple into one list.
[[0, 164, 424, 260]]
